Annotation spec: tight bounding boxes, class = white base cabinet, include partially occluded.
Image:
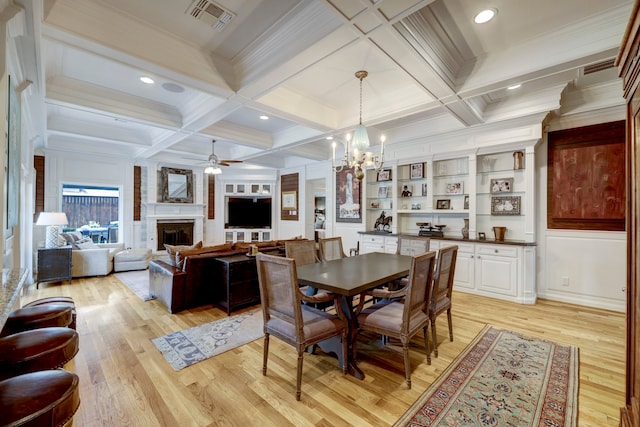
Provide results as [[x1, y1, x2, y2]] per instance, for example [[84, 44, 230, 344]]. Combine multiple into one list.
[[360, 234, 398, 254], [360, 232, 536, 305], [430, 239, 535, 304]]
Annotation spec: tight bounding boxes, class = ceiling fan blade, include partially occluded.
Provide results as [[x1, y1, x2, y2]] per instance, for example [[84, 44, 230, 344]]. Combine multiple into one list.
[[219, 162, 232, 166], [220, 159, 243, 163]]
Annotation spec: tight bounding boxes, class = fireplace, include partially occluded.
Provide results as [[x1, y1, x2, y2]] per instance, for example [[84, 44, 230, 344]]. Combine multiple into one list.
[[156, 220, 194, 250]]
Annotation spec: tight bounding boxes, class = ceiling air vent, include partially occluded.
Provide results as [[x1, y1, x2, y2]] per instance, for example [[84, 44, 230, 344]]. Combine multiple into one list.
[[187, 0, 234, 31], [583, 58, 615, 75]]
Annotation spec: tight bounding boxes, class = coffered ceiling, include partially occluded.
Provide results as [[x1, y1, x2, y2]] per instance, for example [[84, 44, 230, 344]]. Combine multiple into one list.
[[20, 0, 634, 171]]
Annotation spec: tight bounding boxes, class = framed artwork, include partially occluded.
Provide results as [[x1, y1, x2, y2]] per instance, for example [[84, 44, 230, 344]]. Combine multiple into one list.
[[377, 169, 391, 181], [436, 199, 451, 210], [377, 186, 388, 198], [464, 195, 469, 210], [490, 178, 514, 194], [282, 191, 297, 210], [478, 232, 486, 240], [336, 169, 362, 223], [400, 184, 413, 197], [421, 183, 428, 196], [547, 121, 625, 230], [446, 182, 463, 194], [410, 163, 424, 179], [491, 196, 521, 215]]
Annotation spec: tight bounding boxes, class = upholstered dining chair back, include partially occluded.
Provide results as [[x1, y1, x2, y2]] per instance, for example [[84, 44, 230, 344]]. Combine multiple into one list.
[[356, 251, 437, 389], [285, 240, 319, 266], [319, 236, 347, 262], [396, 236, 430, 256], [255, 253, 347, 400], [429, 245, 458, 357]]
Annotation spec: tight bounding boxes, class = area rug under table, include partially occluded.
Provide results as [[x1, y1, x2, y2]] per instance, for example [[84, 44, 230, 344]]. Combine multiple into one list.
[[152, 310, 264, 371], [394, 325, 579, 427]]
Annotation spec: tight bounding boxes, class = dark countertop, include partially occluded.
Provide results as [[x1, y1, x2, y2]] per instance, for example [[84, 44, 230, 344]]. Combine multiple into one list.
[[1, 268, 28, 328], [358, 231, 536, 247]]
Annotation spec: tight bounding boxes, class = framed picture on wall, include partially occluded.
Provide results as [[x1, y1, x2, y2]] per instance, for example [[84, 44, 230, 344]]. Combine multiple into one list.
[[410, 163, 424, 179], [336, 169, 362, 223]]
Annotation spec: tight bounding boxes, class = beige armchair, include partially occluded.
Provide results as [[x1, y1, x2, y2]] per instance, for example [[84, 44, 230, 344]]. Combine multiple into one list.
[[71, 243, 124, 278]]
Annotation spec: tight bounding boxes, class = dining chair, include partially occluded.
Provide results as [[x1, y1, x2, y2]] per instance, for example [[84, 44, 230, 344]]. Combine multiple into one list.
[[389, 236, 431, 291], [430, 245, 458, 357], [285, 240, 332, 310], [255, 253, 348, 401], [355, 250, 437, 389], [319, 236, 347, 262]]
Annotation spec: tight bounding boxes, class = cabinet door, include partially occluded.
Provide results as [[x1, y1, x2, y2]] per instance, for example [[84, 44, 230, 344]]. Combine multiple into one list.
[[360, 235, 384, 253], [453, 247, 475, 290], [475, 253, 517, 296], [384, 236, 398, 253]]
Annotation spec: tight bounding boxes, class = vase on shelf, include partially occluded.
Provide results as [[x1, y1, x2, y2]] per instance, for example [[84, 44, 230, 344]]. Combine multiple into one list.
[[461, 218, 469, 239]]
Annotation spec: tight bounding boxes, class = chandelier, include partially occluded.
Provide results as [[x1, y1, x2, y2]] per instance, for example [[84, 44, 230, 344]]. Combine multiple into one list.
[[332, 70, 384, 180]]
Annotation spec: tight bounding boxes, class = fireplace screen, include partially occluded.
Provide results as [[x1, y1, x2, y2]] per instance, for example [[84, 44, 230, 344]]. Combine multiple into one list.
[[157, 221, 194, 250]]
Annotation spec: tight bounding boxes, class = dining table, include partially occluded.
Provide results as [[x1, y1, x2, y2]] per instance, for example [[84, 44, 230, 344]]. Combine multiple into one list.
[[296, 252, 411, 379]]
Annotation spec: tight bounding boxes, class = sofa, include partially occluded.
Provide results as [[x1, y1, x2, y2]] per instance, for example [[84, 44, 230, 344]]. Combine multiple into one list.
[[149, 239, 300, 313], [60, 231, 124, 278]]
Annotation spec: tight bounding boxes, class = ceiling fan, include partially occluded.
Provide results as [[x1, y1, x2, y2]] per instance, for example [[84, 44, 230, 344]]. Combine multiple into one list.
[[201, 139, 242, 174]]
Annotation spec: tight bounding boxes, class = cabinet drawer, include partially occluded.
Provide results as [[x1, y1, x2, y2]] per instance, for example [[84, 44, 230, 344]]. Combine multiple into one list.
[[362, 235, 384, 244], [455, 242, 475, 253], [476, 245, 518, 258]]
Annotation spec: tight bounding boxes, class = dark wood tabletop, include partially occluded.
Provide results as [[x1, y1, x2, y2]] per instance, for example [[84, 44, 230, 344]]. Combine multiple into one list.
[[296, 252, 411, 297]]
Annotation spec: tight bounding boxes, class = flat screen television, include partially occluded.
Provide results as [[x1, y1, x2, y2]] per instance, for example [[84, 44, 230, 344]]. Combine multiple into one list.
[[226, 197, 272, 228]]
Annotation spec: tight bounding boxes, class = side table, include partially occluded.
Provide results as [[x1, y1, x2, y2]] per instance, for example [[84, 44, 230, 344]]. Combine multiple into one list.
[[214, 254, 261, 315], [36, 246, 72, 288]]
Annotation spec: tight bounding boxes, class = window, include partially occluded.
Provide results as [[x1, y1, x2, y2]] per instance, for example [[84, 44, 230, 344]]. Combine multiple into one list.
[[62, 185, 120, 242]]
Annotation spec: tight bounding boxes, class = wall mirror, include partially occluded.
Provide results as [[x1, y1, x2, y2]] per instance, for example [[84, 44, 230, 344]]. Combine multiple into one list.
[[159, 167, 193, 203]]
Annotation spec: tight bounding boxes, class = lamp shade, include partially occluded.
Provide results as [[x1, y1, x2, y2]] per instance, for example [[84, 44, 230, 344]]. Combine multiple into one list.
[[351, 124, 370, 152], [204, 165, 222, 175], [36, 212, 68, 226]]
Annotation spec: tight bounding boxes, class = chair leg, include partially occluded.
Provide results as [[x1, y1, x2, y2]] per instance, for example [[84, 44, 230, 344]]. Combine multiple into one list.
[[262, 334, 269, 375], [296, 350, 304, 401], [341, 332, 348, 375], [423, 326, 431, 364], [402, 343, 411, 389], [447, 309, 453, 341], [431, 318, 438, 357]]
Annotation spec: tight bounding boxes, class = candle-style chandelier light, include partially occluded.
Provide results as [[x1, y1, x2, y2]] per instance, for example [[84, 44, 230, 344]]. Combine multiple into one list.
[[332, 70, 385, 180]]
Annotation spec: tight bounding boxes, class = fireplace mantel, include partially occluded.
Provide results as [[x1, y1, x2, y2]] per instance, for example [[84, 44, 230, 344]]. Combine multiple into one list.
[[143, 203, 205, 253]]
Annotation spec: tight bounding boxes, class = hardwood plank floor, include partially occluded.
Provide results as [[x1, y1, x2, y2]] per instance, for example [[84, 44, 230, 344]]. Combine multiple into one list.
[[23, 275, 625, 426]]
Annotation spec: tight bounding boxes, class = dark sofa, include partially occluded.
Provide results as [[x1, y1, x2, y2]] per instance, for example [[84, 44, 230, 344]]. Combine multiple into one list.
[[149, 240, 295, 313]]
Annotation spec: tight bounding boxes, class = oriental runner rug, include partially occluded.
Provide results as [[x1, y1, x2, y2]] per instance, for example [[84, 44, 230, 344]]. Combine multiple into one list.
[[394, 325, 579, 426], [152, 309, 263, 371]]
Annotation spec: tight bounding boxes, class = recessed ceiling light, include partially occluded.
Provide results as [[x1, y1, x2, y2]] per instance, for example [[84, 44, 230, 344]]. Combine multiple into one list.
[[259, 115, 269, 120], [140, 76, 154, 84], [508, 84, 522, 90], [474, 8, 497, 24]]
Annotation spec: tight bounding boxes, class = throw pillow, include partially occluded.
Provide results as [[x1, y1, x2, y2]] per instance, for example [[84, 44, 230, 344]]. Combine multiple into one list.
[[74, 237, 98, 250], [164, 241, 202, 266], [174, 243, 233, 269]]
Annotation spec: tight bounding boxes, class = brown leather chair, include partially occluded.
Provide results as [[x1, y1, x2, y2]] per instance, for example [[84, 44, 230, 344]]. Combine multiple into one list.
[[0, 327, 79, 381], [1, 305, 74, 337], [0, 370, 80, 427], [318, 236, 347, 262], [430, 245, 458, 357], [356, 251, 437, 388], [256, 253, 347, 400]]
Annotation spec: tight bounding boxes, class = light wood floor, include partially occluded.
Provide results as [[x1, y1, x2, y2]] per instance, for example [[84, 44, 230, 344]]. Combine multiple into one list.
[[23, 275, 625, 427]]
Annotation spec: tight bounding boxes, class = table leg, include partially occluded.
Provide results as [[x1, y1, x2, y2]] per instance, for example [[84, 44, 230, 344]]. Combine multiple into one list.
[[317, 295, 364, 380]]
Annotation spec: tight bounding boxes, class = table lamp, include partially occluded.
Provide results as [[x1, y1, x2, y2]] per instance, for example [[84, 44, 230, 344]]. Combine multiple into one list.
[[36, 212, 69, 248]]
